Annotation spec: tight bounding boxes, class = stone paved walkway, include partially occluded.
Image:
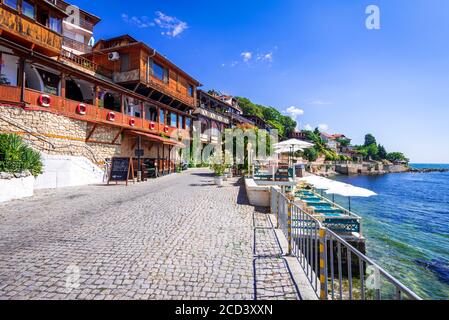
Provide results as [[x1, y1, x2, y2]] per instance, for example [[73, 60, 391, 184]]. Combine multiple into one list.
[[0, 169, 299, 300]]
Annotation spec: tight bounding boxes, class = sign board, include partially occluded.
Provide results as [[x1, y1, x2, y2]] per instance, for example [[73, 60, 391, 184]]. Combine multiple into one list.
[[108, 157, 134, 186]]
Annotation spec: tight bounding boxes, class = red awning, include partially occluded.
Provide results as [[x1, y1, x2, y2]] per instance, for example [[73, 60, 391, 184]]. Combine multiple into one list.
[[126, 130, 185, 148]]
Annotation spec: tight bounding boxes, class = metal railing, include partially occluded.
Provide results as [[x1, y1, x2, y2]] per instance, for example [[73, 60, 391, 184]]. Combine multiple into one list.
[[62, 36, 92, 53], [295, 190, 363, 235], [271, 187, 421, 300]]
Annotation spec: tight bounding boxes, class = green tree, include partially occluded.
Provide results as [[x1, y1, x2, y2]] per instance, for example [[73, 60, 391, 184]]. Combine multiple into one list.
[[336, 137, 351, 147], [378, 144, 388, 159], [234, 96, 297, 139], [366, 143, 379, 159], [387, 152, 409, 163], [0, 134, 43, 177], [364, 134, 377, 147], [303, 147, 319, 162]]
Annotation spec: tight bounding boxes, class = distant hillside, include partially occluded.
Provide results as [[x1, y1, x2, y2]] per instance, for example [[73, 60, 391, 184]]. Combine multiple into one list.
[[236, 97, 296, 138]]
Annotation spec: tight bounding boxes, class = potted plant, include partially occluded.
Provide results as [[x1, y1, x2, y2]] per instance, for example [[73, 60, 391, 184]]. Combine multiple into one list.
[[209, 152, 226, 186], [212, 164, 225, 186]]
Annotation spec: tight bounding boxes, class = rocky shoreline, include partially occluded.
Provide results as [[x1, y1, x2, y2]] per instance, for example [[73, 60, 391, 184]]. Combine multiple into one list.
[[408, 168, 449, 173], [313, 166, 448, 177]]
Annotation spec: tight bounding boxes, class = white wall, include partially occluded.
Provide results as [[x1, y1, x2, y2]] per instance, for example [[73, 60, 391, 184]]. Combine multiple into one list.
[[34, 154, 105, 189], [0, 176, 34, 203]]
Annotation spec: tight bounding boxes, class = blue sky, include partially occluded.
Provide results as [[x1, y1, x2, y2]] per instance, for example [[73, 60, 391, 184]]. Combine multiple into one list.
[[72, 0, 449, 163]]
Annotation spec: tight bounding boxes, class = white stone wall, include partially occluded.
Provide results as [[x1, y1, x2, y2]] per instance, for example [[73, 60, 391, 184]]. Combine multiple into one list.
[[34, 154, 104, 189], [0, 176, 34, 203]]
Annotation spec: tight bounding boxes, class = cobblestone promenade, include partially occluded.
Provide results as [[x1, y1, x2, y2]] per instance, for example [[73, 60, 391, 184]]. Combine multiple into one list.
[[0, 169, 300, 300]]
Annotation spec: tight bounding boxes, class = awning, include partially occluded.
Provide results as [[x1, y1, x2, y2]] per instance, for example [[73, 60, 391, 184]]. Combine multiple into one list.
[[126, 130, 186, 148]]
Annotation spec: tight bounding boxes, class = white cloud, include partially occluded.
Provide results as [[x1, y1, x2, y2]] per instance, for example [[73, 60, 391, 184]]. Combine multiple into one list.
[[308, 100, 333, 106], [121, 14, 154, 28], [318, 123, 329, 131], [256, 52, 273, 63], [154, 11, 188, 37], [121, 11, 188, 37], [285, 106, 305, 130], [286, 106, 304, 117], [304, 124, 313, 131], [241, 51, 252, 63]]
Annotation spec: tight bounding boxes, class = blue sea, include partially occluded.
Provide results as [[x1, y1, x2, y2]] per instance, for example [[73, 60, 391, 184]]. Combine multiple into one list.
[[330, 164, 449, 300]]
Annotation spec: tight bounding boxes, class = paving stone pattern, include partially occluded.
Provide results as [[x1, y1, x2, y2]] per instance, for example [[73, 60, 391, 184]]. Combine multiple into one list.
[[0, 169, 300, 300]]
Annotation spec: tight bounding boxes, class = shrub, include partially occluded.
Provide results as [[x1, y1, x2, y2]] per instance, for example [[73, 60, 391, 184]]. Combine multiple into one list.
[[0, 134, 43, 177]]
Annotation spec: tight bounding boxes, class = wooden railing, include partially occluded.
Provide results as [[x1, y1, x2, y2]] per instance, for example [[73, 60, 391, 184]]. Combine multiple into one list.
[[0, 85, 191, 141], [0, 6, 62, 55], [147, 77, 195, 107], [60, 49, 113, 78]]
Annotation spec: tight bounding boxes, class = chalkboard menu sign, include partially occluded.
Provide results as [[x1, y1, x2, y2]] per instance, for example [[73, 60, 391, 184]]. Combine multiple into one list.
[[108, 157, 134, 185]]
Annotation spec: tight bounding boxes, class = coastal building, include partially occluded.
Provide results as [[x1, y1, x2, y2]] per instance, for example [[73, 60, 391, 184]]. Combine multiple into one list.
[[289, 130, 308, 140], [0, 1, 199, 184], [214, 94, 254, 128], [55, 0, 100, 55], [195, 90, 230, 147], [243, 114, 272, 131]]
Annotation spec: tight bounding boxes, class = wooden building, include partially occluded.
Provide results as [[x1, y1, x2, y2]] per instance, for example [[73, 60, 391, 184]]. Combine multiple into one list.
[[194, 90, 230, 146], [243, 114, 271, 131], [0, 1, 200, 178]]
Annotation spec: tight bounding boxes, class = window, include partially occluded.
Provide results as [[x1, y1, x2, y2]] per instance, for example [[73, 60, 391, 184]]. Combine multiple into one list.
[[159, 109, 165, 124], [188, 85, 194, 97], [36, 68, 60, 95], [152, 61, 168, 83], [144, 103, 157, 122], [4, 0, 18, 10], [170, 112, 177, 128], [22, 1, 35, 19], [49, 16, 62, 33], [0, 53, 19, 86], [185, 118, 191, 129], [201, 119, 208, 134], [125, 97, 141, 117], [121, 53, 130, 72], [178, 115, 184, 129]]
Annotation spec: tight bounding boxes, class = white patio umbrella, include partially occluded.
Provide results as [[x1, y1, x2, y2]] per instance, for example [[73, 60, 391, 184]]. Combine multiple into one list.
[[274, 139, 314, 166], [274, 145, 304, 154], [325, 184, 377, 211], [298, 175, 342, 196], [274, 139, 314, 149]]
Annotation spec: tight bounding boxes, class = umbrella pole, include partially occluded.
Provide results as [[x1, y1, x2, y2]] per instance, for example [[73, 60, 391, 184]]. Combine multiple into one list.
[[348, 197, 351, 212]]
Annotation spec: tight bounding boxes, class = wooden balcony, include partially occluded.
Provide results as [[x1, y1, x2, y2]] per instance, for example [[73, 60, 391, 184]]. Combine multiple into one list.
[[147, 76, 195, 107], [0, 6, 62, 56], [0, 85, 191, 141], [60, 49, 112, 79]]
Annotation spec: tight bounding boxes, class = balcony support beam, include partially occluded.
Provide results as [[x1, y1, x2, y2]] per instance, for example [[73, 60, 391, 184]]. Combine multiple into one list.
[[18, 57, 26, 104], [86, 123, 98, 142], [112, 128, 123, 144]]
